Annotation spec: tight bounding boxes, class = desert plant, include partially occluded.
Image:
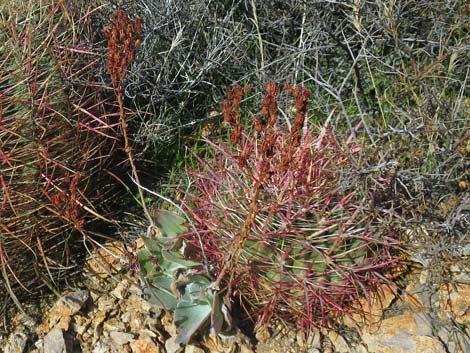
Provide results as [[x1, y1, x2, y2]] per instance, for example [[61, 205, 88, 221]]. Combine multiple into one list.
[[103, 7, 153, 227], [137, 210, 230, 345], [178, 82, 401, 331], [334, 0, 470, 264], [92, 1, 349, 155], [0, 1, 120, 310]]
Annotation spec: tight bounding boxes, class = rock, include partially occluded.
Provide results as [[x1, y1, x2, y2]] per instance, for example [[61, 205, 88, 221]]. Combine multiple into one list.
[[43, 327, 70, 353], [328, 331, 349, 353], [361, 311, 445, 353], [72, 315, 91, 336], [84, 241, 128, 279], [322, 339, 334, 353], [403, 281, 431, 310], [412, 312, 434, 336], [203, 331, 254, 353], [138, 329, 157, 339], [254, 324, 271, 342], [161, 312, 177, 337], [184, 345, 205, 353], [62, 289, 89, 312], [165, 336, 183, 353], [92, 338, 111, 353], [4, 332, 28, 353], [111, 281, 130, 300], [419, 268, 430, 285], [456, 330, 470, 353], [110, 331, 135, 346], [130, 336, 163, 353], [307, 329, 322, 350], [92, 310, 108, 327], [92, 314, 105, 346], [41, 290, 89, 331], [104, 318, 127, 332], [439, 283, 470, 325], [436, 325, 470, 353], [122, 294, 159, 333], [121, 309, 147, 333], [352, 344, 369, 353], [96, 294, 118, 312], [344, 284, 398, 328]]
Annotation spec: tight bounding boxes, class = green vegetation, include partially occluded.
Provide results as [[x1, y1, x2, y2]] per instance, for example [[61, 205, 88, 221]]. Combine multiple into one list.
[[0, 0, 120, 311], [1, 0, 468, 342]]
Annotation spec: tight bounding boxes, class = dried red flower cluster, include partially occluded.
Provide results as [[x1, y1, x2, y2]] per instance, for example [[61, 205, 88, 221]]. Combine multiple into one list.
[[214, 82, 313, 285], [285, 82, 310, 146], [222, 81, 308, 170], [102, 8, 153, 226], [103, 8, 142, 91], [181, 82, 401, 332], [50, 172, 84, 229], [222, 83, 251, 145], [261, 81, 279, 126]]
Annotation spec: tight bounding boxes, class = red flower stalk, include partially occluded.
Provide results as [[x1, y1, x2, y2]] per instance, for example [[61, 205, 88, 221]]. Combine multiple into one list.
[[103, 8, 142, 93], [103, 8, 153, 226], [180, 82, 401, 332], [222, 83, 251, 146]]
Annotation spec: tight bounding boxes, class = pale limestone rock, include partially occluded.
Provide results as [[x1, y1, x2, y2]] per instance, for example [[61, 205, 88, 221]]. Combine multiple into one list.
[[203, 331, 254, 353], [92, 312, 105, 346], [92, 310, 108, 326], [43, 327, 69, 353], [297, 328, 321, 350], [138, 329, 157, 339], [184, 345, 205, 353], [58, 290, 89, 314], [111, 281, 130, 300], [436, 325, 470, 353], [96, 294, 117, 312], [121, 309, 147, 333], [104, 317, 126, 332], [92, 338, 111, 353], [353, 343, 369, 353], [4, 332, 28, 353], [439, 283, 470, 325], [165, 336, 183, 353], [361, 311, 445, 353], [110, 331, 135, 346], [161, 312, 177, 337], [328, 331, 349, 353], [403, 280, 435, 311], [121, 293, 159, 333], [73, 315, 91, 336], [343, 284, 398, 328]]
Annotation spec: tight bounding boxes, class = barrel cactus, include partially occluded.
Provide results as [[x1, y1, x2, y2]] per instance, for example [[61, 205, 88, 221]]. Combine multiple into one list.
[[180, 82, 401, 331], [0, 1, 119, 306]]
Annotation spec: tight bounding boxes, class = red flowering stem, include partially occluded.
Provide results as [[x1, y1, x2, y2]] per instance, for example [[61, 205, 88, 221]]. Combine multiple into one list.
[[104, 8, 153, 227]]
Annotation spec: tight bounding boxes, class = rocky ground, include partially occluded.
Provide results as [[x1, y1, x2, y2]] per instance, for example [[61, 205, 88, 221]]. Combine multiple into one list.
[[2, 239, 470, 353]]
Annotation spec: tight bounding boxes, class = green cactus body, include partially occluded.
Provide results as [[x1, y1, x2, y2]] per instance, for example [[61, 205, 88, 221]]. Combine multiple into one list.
[[180, 83, 400, 331]]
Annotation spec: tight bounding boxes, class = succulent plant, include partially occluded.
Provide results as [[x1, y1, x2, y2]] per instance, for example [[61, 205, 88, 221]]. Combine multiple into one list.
[[138, 210, 230, 345], [0, 1, 119, 307], [179, 82, 401, 331]]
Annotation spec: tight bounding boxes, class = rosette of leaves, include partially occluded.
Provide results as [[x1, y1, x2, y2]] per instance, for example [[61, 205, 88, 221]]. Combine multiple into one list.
[[137, 210, 230, 345], [179, 83, 401, 331]]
